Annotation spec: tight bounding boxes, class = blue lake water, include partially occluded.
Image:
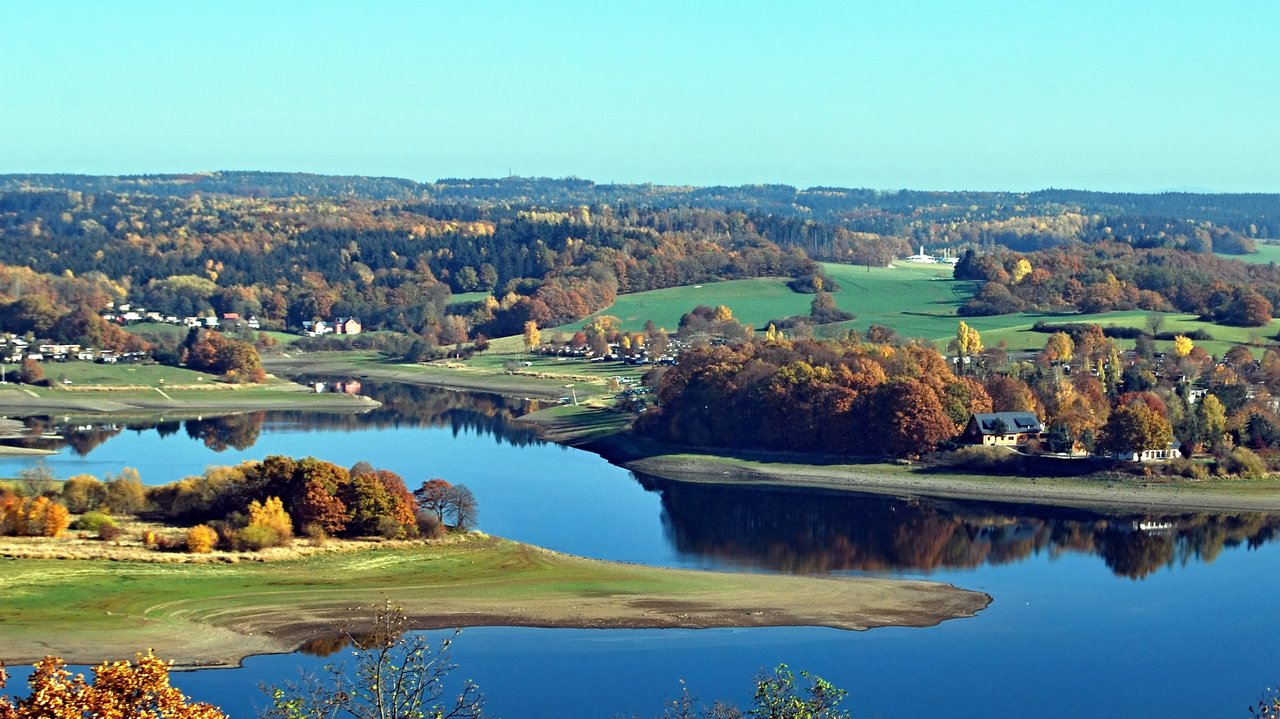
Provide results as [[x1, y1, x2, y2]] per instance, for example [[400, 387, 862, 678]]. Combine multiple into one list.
[[2, 382, 1277, 718]]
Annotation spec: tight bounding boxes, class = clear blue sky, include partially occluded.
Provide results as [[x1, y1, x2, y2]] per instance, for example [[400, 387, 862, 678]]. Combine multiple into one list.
[[3, 1, 1277, 192]]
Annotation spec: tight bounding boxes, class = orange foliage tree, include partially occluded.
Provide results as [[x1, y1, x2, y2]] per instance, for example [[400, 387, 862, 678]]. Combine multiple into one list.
[[0, 651, 228, 719]]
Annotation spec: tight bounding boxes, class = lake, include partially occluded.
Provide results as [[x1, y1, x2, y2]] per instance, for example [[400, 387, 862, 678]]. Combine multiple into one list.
[[2, 380, 1277, 718]]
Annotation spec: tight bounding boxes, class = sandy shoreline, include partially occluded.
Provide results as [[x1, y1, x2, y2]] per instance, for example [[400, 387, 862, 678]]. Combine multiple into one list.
[[622, 453, 1280, 513], [0, 536, 989, 668]]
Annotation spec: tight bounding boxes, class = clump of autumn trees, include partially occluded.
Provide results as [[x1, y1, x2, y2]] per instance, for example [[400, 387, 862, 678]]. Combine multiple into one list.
[[0, 466, 147, 539], [641, 319, 1280, 476], [638, 336, 986, 457], [2, 457, 477, 552], [180, 327, 266, 383], [147, 455, 477, 550], [954, 244, 1277, 326]]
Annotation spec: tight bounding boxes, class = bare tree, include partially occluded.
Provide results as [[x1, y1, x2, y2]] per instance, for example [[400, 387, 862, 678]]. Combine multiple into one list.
[[262, 602, 484, 719]]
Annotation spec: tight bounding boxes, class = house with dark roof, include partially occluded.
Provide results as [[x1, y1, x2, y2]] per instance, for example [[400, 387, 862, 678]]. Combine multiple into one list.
[[960, 411, 1044, 447]]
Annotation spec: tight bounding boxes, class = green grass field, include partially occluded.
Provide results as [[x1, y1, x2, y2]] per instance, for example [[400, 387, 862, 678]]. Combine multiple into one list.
[[448, 291, 494, 306], [32, 361, 223, 387], [551, 277, 817, 334], [1216, 241, 1280, 265], [537, 261, 1272, 358]]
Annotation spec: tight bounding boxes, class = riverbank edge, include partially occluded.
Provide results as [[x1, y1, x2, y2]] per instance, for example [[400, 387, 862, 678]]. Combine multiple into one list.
[[0, 535, 991, 669], [271, 352, 1280, 514], [0, 384, 381, 416]]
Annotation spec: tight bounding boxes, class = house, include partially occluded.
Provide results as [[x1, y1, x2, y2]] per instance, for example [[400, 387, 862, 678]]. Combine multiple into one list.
[[961, 411, 1045, 446], [1115, 447, 1180, 462], [334, 317, 362, 335], [303, 320, 332, 336]]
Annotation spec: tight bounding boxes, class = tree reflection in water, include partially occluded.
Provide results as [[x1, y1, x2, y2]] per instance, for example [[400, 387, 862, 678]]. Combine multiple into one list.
[[636, 473, 1280, 579], [10, 379, 544, 456]]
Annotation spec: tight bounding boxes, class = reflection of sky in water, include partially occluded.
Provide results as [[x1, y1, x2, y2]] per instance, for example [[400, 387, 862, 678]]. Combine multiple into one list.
[[2, 393, 1278, 718]]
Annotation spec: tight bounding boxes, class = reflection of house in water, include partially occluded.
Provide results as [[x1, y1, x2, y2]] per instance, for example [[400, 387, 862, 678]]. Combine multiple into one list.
[[1124, 520, 1177, 533], [312, 379, 363, 395]]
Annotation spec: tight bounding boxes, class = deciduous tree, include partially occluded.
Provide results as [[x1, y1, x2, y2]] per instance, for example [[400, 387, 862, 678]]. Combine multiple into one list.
[[0, 651, 228, 719]]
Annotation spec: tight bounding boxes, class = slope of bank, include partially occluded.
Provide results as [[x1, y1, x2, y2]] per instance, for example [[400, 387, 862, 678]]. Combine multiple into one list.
[[0, 534, 988, 668]]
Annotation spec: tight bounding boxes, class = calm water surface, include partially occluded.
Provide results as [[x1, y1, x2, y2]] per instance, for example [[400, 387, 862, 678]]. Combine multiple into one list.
[[2, 381, 1277, 718]]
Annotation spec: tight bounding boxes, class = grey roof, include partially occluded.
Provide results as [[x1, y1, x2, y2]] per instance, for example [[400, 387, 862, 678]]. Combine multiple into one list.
[[971, 411, 1043, 435]]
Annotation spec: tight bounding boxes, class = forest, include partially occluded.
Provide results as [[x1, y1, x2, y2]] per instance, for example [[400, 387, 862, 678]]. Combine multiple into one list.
[[639, 322, 1280, 473], [3, 171, 1280, 383]]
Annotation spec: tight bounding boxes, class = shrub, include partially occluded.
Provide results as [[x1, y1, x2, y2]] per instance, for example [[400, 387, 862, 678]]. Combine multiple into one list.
[[247, 496, 294, 540], [1224, 446, 1268, 478], [72, 511, 115, 532], [97, 523, 121, 541], [416, 512, 445, 540], [1162, 458, 1210, 480], [375, 516, 404, 539], [936, 445, 1020, 471], [185, 524, 219, 554], [237, 523, 282, 551], [62, 474, 107, 513], [301, 522, 328, 547], [104, 469, 148, 514]]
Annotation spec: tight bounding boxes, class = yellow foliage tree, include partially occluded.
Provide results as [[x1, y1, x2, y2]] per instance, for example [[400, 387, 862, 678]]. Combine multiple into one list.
[[765, 323, 780, 341], [522, 321, 540, 353], [0, 651, 228, 718], [949, 321, 983, 357], [1173, 334, 1194, 357], [247, 496, 294, 540], [1042, 332, 1075, 364], [1011, 258, 1033, 283], [185, 524, 219, 554], [713, 305, 734, 322]]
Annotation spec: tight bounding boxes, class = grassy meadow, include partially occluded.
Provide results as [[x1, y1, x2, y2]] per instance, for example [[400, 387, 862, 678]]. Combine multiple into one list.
[[538, 261, 1272, 358], [1216, 241, 1280, 265]]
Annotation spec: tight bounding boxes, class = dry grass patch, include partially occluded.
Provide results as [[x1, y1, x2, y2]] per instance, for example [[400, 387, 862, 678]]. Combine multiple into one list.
[[0, 513, 470, 563]]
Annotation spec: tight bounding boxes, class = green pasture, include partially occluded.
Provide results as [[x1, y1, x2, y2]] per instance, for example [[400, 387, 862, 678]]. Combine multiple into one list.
[[530, 260, 1275, 359], [976, 310, 1274, 357], [551, 277, 816, 334], [31, 361, 223, 387], [448, 291, 494, 306], [1216, 242, 1280, 265]]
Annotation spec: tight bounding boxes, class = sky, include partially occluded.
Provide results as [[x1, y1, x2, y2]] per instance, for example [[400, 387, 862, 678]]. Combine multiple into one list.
[[3, 1, 1278, 192]]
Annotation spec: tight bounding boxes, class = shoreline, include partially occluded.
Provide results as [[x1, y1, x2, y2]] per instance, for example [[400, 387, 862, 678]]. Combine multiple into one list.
[[620, 452, 1280, 513], [0, 384, 380, 416], [272, 352, 1280, 515], [0, 535, 988, 668], [263, 354, 575, 400]]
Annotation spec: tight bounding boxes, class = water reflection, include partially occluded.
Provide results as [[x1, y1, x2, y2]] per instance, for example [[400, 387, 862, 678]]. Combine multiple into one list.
[[637, 473, 1280, 579], [6, 381, 545, 456]]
